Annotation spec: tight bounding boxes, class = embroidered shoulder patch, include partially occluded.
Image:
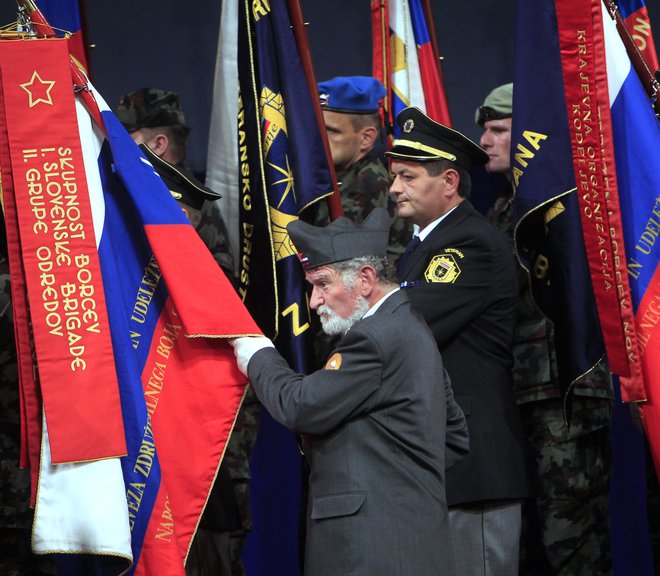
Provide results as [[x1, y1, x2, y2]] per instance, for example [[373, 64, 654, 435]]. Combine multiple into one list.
[[424, 253, 461, 283], [325, 353, 343, 370]]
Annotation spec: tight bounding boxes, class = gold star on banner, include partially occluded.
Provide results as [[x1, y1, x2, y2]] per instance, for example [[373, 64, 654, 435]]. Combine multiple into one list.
[[269, 155, 295, 210], [20, 71, 56, 108]]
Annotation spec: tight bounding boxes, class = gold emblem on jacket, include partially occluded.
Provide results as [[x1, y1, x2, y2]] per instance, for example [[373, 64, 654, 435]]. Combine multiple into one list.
[[424, 254, 461, 283], [325, 353, 343, 370]]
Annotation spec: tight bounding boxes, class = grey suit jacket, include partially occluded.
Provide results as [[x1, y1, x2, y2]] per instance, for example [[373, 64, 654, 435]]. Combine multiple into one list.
[[248, 290, 468, 576]]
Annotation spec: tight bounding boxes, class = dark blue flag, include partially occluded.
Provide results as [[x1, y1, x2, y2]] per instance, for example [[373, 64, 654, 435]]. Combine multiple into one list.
[[511, 0, 605, 401], [236, 1, 334, 574], [514, 1, 657, 574]]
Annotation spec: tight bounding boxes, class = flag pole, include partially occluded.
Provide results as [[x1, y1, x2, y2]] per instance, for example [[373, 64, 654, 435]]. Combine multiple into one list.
[[605, 0, 660, 115], [16, 0, 105, 132], [285, 0, 343, 220], [371, 0, 394, 140]]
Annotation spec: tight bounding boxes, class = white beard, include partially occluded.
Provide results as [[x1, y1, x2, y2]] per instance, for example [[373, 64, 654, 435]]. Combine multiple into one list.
[[317, 295, 370, 336]]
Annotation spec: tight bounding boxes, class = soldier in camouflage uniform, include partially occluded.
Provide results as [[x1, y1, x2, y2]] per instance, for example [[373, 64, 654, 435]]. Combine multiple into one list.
[[311, 77, 413, 367], [477, 83, 613, 575], [116, 89, 257, 576], [0, 226, 55, 575], [116, 88, 234, 277], [315, 76, 412, 260]]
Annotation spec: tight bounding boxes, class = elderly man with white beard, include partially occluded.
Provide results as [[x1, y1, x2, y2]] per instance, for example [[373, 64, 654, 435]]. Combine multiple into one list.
[[230, 208, 468, 576]]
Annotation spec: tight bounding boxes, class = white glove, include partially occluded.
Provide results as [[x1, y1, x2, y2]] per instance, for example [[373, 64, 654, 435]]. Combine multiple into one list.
[[230, 336, 275, 376]]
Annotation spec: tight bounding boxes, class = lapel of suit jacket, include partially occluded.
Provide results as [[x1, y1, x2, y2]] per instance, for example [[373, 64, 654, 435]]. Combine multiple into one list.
[[349, 290, 408, 336], [373, 289, 409, 316], [400, 201, 474, 280]]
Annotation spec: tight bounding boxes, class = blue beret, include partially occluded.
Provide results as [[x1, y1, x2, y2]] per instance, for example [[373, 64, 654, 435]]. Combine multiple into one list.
[[318, 76, 386, 114]]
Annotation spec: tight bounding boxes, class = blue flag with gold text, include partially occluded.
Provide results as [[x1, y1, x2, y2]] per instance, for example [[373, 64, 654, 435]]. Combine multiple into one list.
[[511, 0, 605, 400], [235, 1, 334, 574]]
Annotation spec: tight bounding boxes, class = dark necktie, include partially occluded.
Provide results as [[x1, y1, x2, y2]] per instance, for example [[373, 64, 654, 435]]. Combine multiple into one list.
[[396, 235, 422, 276]]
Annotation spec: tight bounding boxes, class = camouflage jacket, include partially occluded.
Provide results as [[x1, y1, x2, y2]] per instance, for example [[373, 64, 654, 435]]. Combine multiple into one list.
[[488, 193, 612, 404], [314, 152, 412, 260], [195, 200, 235, 281], [149, 154, 235, 282]]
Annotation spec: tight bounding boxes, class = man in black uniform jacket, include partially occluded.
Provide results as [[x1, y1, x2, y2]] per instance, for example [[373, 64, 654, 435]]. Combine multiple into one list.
[[388, 107, 532, 576]]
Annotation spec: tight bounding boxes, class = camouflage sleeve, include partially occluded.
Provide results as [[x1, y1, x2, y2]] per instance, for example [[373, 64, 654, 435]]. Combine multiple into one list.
[[385, 194, 413, 259], [196, 200, 236, 281], [340, 157, 412, 259], [223, 385, 262, 535], [224, 386, 261, 482]]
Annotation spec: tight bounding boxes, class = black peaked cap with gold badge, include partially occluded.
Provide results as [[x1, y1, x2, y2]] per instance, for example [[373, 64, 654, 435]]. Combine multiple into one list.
[[287, 208, 390, 270], [139, 143, 221, 210], [386, 106, 488, 170]]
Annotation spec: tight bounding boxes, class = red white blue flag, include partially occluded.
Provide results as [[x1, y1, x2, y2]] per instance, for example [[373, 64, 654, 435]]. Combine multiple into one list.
[[600, 5, 660, 572], [600, 0, 660, 473], [0, 37, 259, 575], [372, 0, 452, 137]]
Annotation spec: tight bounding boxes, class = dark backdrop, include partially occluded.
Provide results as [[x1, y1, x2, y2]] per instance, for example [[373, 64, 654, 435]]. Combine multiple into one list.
[[0, 1, 659, 174], [85, 0, 520, 173]]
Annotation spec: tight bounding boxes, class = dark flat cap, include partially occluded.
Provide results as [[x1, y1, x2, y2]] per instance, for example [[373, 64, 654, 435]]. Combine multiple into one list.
[[140, 144, 221, 210], [287, 208, 390, 269], [386, 107, 488, 170], [318, 76, 386, 114]]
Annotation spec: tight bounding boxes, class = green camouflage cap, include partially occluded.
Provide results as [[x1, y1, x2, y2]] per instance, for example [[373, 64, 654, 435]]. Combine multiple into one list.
[[116, 88, 189, 133], [475, 83, 513, 126]]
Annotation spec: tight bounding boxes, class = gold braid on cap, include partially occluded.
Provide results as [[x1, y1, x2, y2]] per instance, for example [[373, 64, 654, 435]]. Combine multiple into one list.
[[391, 139, 457, 161]]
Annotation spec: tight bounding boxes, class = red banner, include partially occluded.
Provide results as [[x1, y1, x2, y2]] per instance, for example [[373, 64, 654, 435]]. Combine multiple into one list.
[[554, 0, 644, 397], [371, 0, 392, 129], [623, 6, 659, 72], [0, 39, 125, 463], [0, 79, 43, 502]]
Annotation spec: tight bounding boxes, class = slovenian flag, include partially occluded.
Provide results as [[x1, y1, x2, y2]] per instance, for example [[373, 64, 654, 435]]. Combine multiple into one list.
[[602, 1, 660, 478], [1, 38, 259, 575], [597, 5, 660, 574]]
